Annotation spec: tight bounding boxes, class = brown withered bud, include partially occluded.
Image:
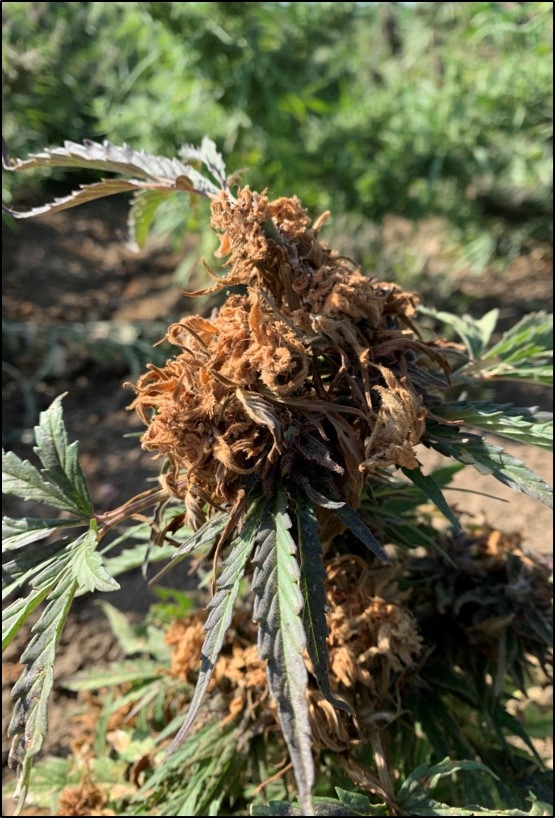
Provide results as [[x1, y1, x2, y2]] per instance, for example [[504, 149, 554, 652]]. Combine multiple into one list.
[[128, 188, 449, 526]]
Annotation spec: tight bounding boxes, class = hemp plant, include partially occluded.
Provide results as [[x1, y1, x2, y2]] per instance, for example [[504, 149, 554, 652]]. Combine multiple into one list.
[[2, 138, 553, 816]]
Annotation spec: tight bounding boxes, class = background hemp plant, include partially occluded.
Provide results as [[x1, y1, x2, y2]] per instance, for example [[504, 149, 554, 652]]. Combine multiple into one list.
[[2, 138, 553, 816]]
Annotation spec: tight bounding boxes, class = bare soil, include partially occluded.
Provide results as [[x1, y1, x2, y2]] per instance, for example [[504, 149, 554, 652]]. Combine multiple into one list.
[[2, 199, 553, 814]]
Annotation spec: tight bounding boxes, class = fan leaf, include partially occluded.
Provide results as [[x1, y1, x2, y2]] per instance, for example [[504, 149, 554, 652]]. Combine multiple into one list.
[[402, 467, 462, 530], [2, 137, 226, 221], [2, 449, 84, 517], [32, 395, 94, 517], [63, 659, 162, 692], [3, 138, 210, 185], [297, 490, 354, 716], [2, 516, 87, 551], [420, 308, 552, 386], [3, 178, 155, 220], [165, 495, 268, 755], [482, 312, 552, 377], [2, 395, 94, 518], [333, 505, 392, 564], [252, 486, 315, 816], [128, 188, 173, 248], [70, 525, 120, 594], [424, 422, 553, 508], [435, 402, 553, 450], [178, 135, 228, 189], [2, 588, 52, 652], [397, 758, 550, 815], [102, 539, 177, 579], [2, 541, 72, 603], [7, 569, 78, 808], [418, 306, 500, 361]]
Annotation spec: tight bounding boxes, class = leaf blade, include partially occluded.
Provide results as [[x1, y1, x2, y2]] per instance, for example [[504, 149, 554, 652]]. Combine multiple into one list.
[[33, 395, 94, 517], [165, 496, 268, 755], [424, 423, 553, 508], [2, 516, 88, 551], [2, 449, 81, 515], [128, 188, 173, 248], [297, 490, 354, 716], [333, 505, 392, 564], [418, 306, 500, 360], [401, 467, 462, 530], [7, 570, 78, 808], [2, 588, 52, 651], [435, 402, 553, 450], [3, 138, 204, 183], [3, 178, 155, 220], [252, 486, 315, 817], [70, 526, 120, 593]]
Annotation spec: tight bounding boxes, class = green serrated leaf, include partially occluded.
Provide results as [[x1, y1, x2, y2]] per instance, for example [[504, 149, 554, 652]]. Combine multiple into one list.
[[102, 675, 166, 722], [166, 496, 268, 756], [435, 402, 553, 450], [401, 467, 462, 530], [3, 397, 91, 517], [2, 587, 52, 651], [179, 135, 228, 188], [33, 396, 94, 517], [333, 505, 392, 564], [420, 309, 553, 386], [134, 717, 240, 815], [128, 188, 173, 248], [2, 516, 88, 550], [3, 178, 155, 220], [3, 541, 75, 643], [173, 742, 236, 817], [94, 600, 168, 659], [297, 491, 354, 716], [8, 570, 78, 807], [401, 789, 552, 817], [477, 364, 553, 386], [3, 545, 73, 601], [3, 137, 218, 186], [70, 527, 120, 593], [293, 472, 392, 564], [402, 801, 549, 816], [3, 138, 224, 221], [453, 312, 553, 386], [28, 549, 74, 592], [430, 759, 496, 789], [418, 306, 500, 360], [483, 313, 552, 364], [334, 788, 374, 811], [399, 757, 496, 814], [2, 449, 82, 516], [23, 756, 80, 809], [424, 423, 553, 508], [63, 659, 161, 692], [250, 802, 300, 816], [102, 539, 177, 579], [252, 486, 314, 817]]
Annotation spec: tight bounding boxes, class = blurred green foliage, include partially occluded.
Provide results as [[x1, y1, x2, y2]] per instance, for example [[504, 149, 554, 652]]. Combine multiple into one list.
[[2, 1, 553, 274]]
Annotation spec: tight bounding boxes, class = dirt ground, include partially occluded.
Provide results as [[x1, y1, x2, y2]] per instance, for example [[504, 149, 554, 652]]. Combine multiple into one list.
[[2, 198, 553, 814]]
